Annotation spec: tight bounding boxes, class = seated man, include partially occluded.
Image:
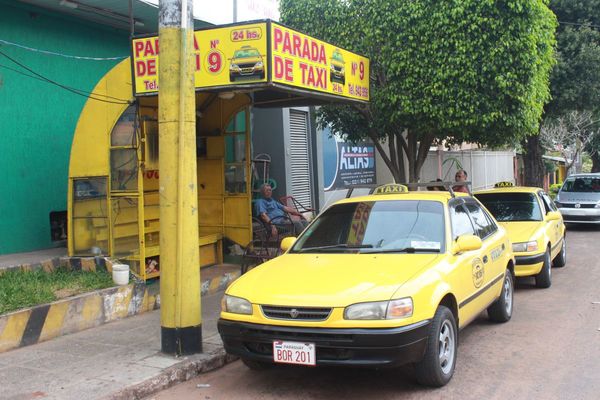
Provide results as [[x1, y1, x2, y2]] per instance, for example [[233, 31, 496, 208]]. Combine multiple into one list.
[[255, 183, 308, 237]]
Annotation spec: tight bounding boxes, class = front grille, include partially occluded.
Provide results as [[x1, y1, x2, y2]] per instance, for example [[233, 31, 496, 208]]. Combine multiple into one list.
[[261, 305, 332, 321], [564, 215, 600, 221], [560, 203, 596, 209], [238, 63, 257, 69]]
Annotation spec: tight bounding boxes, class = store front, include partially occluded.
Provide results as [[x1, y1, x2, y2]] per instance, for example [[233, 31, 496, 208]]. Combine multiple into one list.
[[67, 20, 369, 280]]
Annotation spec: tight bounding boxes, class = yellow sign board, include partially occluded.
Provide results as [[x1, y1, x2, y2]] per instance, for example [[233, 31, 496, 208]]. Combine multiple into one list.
[[131, 21, 369, 103], [270, 23, 370, 101], [132, 23, 268, 95], [373, 184, 408, 195]]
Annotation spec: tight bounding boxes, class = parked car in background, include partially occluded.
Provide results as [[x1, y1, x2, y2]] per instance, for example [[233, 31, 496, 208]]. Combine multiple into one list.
[[475, 184, 566, 289], [554, 173, 600, 224], [219, 184, 515, 387]]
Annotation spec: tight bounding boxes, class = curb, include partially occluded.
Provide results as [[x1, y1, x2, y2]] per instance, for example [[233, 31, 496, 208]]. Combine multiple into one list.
[[0, 268, 240, 353], [104, 350, 239, 400]]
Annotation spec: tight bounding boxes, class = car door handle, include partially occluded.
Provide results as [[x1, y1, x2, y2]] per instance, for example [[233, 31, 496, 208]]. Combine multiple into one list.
[[483, 255, 488, 263]]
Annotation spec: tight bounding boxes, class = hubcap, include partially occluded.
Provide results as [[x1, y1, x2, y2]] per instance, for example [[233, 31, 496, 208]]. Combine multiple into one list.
[[504, 274, 513, 315], [438, 320, 455, 375], [547, 251, 552, 278]]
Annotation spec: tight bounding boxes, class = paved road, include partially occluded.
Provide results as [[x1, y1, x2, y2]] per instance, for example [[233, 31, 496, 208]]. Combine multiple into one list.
[[148, 226, 600, 400]]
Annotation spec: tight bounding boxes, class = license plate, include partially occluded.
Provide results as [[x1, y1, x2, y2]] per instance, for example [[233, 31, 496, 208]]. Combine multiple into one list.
[[273, 340, 316, 366]]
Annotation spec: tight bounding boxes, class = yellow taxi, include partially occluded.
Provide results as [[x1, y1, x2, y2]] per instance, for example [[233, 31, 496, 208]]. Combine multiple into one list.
[[218, 184, 515, 387], [475, 183, 566, 289]]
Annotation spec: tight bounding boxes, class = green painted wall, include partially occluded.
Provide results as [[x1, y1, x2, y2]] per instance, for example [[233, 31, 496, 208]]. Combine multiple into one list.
[[0, 1, 131, 254]]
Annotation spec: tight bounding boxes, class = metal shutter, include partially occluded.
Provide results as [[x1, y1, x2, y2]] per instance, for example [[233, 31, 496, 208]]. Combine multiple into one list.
[[288, 110, 313, 209]]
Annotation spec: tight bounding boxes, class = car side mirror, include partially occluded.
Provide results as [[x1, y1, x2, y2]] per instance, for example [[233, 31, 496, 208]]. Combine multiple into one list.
[[280, 237, 297, 252], [453, 235, 482, 254], [546, 211, 561, 221]]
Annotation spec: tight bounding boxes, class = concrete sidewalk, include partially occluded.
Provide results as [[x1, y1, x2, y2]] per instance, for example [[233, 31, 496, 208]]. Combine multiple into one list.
[[0, 291, 233, 400]]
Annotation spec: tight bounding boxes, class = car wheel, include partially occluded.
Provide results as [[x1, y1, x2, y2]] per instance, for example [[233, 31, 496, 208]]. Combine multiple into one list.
[[553, 236, 567, 268], [241, 358, 273, 370], [414, 306, 457, 387], [487, 270, 513, 322], [535, 248, 552, 288]]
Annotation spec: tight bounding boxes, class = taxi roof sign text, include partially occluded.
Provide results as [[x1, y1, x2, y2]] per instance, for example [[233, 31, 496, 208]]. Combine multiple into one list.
[[373, 184, 408, 194], [494, 181, 514, 188]]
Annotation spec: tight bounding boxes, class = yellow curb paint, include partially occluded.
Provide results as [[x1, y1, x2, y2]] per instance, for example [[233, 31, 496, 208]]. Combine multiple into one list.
[[208, 277, 221, 294], [39, 302, 69, 342], [81, 258, 96, 272], [80, 295, 103, 331], [41, 260, 54, 273], [112, 286, 134, 319], [0, 310, 31, 352]]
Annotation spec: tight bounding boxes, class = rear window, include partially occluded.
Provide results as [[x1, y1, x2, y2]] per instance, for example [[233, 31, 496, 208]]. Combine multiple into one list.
[[475, 193, 542, 222], [561, 177, 600, 193]]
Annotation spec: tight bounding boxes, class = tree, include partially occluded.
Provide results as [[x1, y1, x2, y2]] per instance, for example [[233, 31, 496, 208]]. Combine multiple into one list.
[[541, 111, 600, 175], [523, 0, 600, 185], [280, 0, 556, 183]]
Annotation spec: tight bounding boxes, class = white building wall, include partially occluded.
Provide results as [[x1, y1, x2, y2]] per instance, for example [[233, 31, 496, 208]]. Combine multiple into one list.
[[375, 147, 516, 190]]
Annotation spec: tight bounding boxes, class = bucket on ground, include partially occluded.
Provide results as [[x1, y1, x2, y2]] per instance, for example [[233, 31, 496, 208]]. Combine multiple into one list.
[[112, 264, 130, 285]]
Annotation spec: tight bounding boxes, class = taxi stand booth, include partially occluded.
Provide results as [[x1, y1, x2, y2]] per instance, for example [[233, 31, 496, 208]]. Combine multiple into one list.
[[67, 20, 370, 281]]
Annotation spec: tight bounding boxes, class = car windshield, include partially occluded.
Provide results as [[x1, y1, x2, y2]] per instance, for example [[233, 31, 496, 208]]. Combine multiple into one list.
[[290, 200, 445, 254], [234, 48, 260, 58], [475, 193, 542, 222], [561, 177, 600, 193], [331, 51, 344, 62]]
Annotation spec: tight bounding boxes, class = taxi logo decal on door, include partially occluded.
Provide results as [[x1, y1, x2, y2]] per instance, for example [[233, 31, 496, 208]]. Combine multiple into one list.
[[472, 258, 485, 288]]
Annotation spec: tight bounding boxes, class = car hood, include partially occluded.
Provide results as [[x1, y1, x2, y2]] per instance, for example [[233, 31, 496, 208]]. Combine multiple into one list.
[[227, 253, 441, 307], [498, 221, 540, 243]]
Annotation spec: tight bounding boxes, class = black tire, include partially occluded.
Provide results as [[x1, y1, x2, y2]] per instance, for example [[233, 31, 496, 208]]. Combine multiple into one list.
[[553, 236, 567, 268], [241, 358, 273, 370], [414, 306, 457, 387], [487, 270, 514, 322], [535, 248, 552, 289]]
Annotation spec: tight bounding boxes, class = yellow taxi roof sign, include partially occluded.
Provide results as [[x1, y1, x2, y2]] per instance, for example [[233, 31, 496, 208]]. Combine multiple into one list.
[[373, 184, 408, 194], [494, 181, 514, 188]]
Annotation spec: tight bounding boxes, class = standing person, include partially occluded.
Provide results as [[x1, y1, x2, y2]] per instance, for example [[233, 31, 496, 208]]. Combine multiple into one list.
[[453, 169, 469, 193], [255, 183, 308, 236]]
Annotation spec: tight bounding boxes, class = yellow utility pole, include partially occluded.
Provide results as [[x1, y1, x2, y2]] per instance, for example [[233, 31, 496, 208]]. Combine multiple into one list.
[[158, 0, 202, 355]]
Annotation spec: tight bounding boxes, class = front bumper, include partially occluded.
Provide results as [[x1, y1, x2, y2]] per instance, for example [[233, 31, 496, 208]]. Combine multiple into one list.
[[559, 207, 600, 224], [218, 319, 430, 368], [513, 253, 544, 276]]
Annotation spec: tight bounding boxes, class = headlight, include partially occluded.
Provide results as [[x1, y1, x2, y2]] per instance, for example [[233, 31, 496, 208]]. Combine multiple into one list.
[[255, 61, 263, 68], [221, 294, 252, 315], [344, 298, 413, 320], [230, 64, 239, 70], [595, 201, 600, 209], [512, 241, 538, 253]]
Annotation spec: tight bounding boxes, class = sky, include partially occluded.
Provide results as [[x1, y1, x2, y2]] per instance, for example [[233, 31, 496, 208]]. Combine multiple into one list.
[[143, 0, 280, 25]]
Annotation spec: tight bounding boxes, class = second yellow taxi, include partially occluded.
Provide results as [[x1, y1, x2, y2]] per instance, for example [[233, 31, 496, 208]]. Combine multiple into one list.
[[475, 183, 566, 288], [219, 183, 515, 387]]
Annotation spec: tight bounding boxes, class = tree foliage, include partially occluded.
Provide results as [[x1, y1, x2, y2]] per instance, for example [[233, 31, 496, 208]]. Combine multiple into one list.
[[280, 0, 556, 182], [529, 0, 600, 178]]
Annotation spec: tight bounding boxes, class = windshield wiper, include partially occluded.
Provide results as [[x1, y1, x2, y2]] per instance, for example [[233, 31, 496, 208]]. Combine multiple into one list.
[[298, 244, 373, 253], [362, 247, 441, 254]]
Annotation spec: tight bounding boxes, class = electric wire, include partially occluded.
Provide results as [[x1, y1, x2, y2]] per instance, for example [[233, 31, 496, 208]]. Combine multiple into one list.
[[0, 49, 132, 105], [0, 38, 128, 60]]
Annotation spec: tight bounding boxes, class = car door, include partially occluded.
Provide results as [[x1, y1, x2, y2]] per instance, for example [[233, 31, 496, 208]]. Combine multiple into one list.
[[539, 191, 562, 258], [463, 200, 506, 311], [447, 200, 483, 328]]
